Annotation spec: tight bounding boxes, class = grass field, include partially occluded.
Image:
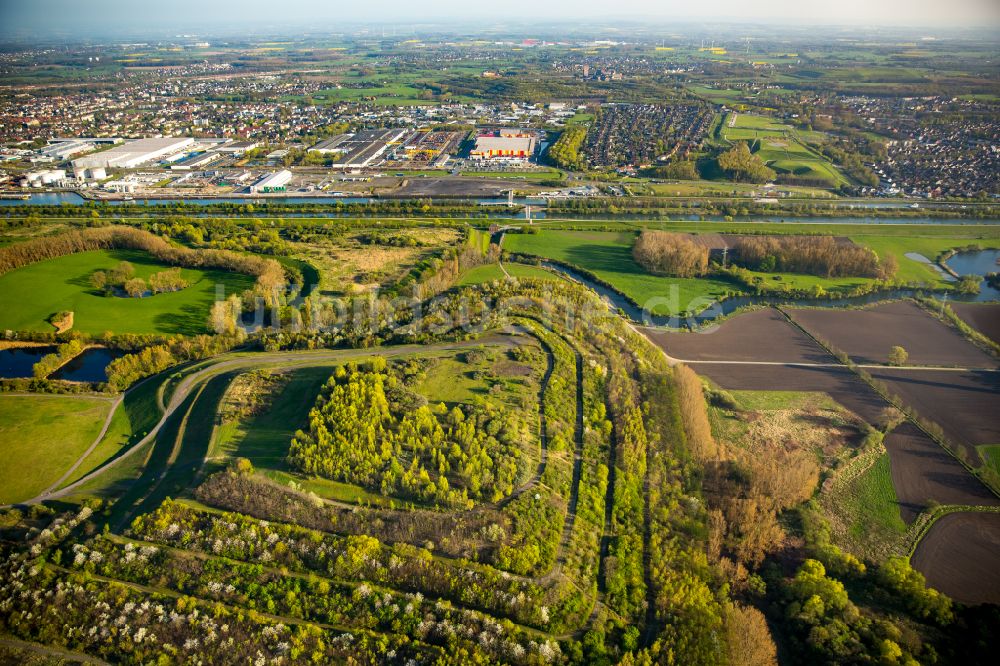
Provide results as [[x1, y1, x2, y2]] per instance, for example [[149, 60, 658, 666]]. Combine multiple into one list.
[[645, 179, 835, 198], [0, 394, 112, 504], [0, 249, 255, 335], [503, 230, 735, 315], [303, 84, 435, 106], [979, 445, 1000, 477], [62, 375, 164, 488], [457, 262, 567, 286], [288, 228, 461, 295], [722, 113, 847, 188], [564, 112, 594, 125], [520, 220, 998, 289], [822, 452, 908, 561], [210, 366, 330, 468]]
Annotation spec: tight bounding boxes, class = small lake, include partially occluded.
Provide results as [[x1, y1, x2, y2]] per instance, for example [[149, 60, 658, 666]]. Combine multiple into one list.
[[0, 345, 124, 381], [0, 346, 56, 378], [945, 249, 1000, 301], [51, 347, 125, 382]]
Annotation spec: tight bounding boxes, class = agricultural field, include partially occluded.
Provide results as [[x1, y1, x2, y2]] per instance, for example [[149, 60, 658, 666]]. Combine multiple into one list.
[[911, 511, 1000, 605], [0, 394, 113, 504], [672, 353, 888, 423], [789, 301, 997, 367], [884, 423, 999, 523], [867, 368, 1000, 461], [952, 302, 1000, 344], [0, 249, 254, 335], [643, 307, 830, 363]]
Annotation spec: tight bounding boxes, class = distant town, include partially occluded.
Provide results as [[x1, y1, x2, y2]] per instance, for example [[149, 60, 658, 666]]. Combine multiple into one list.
[[1, 30, 997, 203]]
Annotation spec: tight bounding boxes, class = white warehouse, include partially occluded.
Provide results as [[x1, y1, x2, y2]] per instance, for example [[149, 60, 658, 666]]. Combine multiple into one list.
[[249, 170, 292, 194], [72, 137, 195, 170]]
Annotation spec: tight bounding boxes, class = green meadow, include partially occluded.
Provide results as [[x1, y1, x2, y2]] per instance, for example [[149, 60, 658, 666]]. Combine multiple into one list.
[[0, 394, 112, 504], [0, 249, 255, 335], [723, 113, 848, 188], [502, 225, 993, 312], [457, 262, 567, 286], [503, 230, 735, 315]]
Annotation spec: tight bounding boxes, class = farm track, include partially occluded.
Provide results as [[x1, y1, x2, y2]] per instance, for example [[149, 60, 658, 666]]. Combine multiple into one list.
[[598, 357, 619, 594], [0, 637, 110, 665], [496, 333, 554, 510], [24, 339, 518, 506], [1, 391, 123, 499]]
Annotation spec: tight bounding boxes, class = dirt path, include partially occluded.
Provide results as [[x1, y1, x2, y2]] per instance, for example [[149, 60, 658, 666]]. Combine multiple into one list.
[[37, 394, 124, 497], [23, 340, 516, 505], [497, 338, 553, 509], [678, 359, 998, 372], [0, 637, 109, 665]]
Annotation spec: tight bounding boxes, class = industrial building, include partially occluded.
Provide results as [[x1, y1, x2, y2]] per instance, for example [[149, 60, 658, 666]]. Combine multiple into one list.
[[72, 137, 195, 170], [470, 132, 537, 160], [215, 141, 259, 155], [170, 152, 222, 171], [74, 166, 107, 181], [20, 169, 67, 187], [249, 170, 292, 194], [308, 135, 351, 154], [38, 140, 110, 161], [326, 129, 408, 168]]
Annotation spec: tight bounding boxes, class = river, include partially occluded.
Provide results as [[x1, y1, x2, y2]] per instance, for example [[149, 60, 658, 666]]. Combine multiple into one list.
[[541, 261, 997, 329]]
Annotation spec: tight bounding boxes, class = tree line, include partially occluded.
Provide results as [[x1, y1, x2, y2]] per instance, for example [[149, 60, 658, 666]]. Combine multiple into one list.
[[0, 225, 286, 296], [633, 230, 710, 277], [732, 235, 897, 278], [105, 334, 241, 392]]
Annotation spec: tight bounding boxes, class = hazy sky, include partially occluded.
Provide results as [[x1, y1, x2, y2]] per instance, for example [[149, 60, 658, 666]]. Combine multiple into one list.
[[2, 0, 999, 37]]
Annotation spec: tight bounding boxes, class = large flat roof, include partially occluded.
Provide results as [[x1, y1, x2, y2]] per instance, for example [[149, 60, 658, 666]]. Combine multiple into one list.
[[73, 137, 194, 168], [472, 136, 535, 152]]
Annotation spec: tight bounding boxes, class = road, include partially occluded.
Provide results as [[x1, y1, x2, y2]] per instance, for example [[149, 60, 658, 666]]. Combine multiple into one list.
[[38, 393, 124, 497], [22, 338, 518, 505], [676, 359, 998, 372]]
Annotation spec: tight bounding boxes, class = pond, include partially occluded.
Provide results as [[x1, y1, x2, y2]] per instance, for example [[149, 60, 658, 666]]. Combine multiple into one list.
[[0, 345, 124, 381], [945, 249, 1000, 301], [0, 345, 56, 378], [50, 347, 126, 382]]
